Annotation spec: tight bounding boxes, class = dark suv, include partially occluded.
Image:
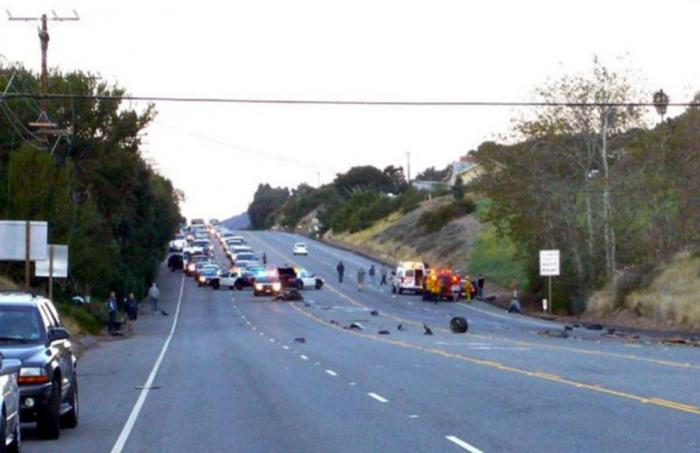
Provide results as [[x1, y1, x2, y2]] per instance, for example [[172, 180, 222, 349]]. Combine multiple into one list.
[[0, 293, 78, 440]]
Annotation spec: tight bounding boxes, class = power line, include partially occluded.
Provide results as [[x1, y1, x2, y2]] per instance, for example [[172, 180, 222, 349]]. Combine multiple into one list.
[[1, 92, 699, 108]]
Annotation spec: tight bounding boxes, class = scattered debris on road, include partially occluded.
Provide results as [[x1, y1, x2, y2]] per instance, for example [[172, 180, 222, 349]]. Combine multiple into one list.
[[370, 310, 380, 316], [423, 323, 433, 335], [538, 329, 569, 339], [397, 323, 406, 331], [378, 329, 390, 335], [294, 337, 306, 343]]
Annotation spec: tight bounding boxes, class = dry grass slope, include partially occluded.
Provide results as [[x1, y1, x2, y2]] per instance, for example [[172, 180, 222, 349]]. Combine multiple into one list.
[[587, 251, 700, 330]]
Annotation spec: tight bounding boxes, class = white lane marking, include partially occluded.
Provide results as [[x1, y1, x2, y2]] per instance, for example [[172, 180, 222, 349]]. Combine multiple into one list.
[[110, 274, 185, 453], [259, 332, 264, 336], [246, 321, 251, 325], [282, 345, 290, 350], [349, 382, 356, 386], [325, 369, 338, 376], [252, 326, 257, 330], [269, 338, 275, 343], [300, 354, 309, 360], [367, 392, 389, 403], [409, 414, 419, 419], [445, 436, 484, 453], [315, 361, 321, 366]]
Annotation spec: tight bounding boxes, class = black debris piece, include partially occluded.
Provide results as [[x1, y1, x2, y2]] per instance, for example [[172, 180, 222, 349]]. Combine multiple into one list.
[[397, 323, 406, 331], [378, 330, 390, 335], [330, 320, 339, 325], [370, 310, 380, 316], [348, 322, 365, 330], [538, 329, 569, 339], [564, 325, 574, 331], [294, 337, 306, 343], [585, 323, 603, 331], [423, 323, 433, 336]]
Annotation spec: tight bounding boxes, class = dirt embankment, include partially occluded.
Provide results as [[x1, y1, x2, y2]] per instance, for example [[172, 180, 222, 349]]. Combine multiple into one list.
[[586, 251, 700, 332], [325, 198, 482, 273]]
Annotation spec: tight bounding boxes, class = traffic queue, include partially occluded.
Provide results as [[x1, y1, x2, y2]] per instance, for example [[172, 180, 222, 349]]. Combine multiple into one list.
[[168, 222, 324, 299]]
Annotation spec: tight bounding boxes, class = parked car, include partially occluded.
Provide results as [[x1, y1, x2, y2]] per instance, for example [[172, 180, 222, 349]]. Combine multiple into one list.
[[276, 267, 298, 288], [294, 269, 324, 290], [253, 276, 282, 297], [0, 353, 21, 452], [0, 293, 78, 440], [167, 253, 184, 272], [218, 270, 254, 290], [292, 242, 308, 256], [197, 265, 221, 288]]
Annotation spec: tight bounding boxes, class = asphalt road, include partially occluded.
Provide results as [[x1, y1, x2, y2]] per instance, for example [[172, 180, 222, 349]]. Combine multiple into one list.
[[24, 231, 700, 452]]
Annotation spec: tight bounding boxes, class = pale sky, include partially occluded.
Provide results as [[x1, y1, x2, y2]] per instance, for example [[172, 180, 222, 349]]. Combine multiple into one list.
[[2, 0, 699, 220]]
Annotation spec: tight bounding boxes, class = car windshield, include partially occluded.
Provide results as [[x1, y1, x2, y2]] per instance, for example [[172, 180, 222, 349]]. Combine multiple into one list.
[[202, 267, 218, 276], [236, 254, 255, 261], [0, 305, 45, 344]]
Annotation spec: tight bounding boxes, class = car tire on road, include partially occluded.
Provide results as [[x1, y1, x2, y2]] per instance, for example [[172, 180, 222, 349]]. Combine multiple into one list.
[[235, 282, 243, 290], [37, 379, 61, 440], [212, 281, 220, 290], [296, 280, 304, 290], [61, 376, 79, 429], [315, 280, 323, 290]]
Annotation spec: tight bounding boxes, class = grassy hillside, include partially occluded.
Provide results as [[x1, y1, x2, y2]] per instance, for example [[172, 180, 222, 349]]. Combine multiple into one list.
[[587, 251, 700, 330], [325, 196, 527, 290]]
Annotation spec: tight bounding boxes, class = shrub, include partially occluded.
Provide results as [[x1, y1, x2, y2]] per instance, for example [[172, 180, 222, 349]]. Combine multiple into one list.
[[417, 198, 476, 233], [56, 302, 106, 335]]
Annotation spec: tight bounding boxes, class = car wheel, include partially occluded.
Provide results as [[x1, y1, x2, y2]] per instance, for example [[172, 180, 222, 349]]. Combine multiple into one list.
[[391, 285, 396, 294], [61, 376, 79, 429], [229, 286, 235, 290], [315, 280, 323, 290], [235, 282, 243, 290], [296, 280, 304, 290], [37, 378, 61, 440], [398, 287, 403, 295], [212, 282, 220, 290]]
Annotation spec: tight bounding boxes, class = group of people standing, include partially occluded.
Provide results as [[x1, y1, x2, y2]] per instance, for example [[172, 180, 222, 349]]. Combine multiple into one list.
[[106, 282, 165, 335], [336, 260, 487, 298]]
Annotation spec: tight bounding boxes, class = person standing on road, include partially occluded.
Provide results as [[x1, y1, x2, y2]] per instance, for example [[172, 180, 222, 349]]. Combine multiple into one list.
[[476, 274, 485, 300], [107, 292, 118, 334], [336, 261, 345, 283], [368, 265, 376, 286], [380, 267, 388, 286], [356, 267, 366, 292], [124, 292, 138, 335], [262, 252, 267, 265], [148, 282, 164, 315]]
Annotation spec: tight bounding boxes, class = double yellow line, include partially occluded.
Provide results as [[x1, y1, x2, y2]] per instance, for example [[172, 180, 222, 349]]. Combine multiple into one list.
[[253, 233, 700, 416]]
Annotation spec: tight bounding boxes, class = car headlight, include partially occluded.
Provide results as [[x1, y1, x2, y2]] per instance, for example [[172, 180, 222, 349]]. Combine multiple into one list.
[[198, 276, 206, 283], [19, 367, 49, 384], [255, 283, 263, 290], [188, 264, 195, 271], [272, 282, 281, 291]]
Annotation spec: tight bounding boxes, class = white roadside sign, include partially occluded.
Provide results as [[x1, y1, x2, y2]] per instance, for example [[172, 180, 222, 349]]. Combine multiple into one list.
[[35, 244, 69, 278], [0, 220, 48, 261], [539, 250, 560, 276]]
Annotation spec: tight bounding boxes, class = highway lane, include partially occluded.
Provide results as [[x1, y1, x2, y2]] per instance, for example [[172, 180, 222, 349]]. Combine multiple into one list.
[[23, 230, 699, 452]]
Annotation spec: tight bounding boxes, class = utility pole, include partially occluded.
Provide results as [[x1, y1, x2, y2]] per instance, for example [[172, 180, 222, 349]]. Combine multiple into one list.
[[316, 171, 321, 188], [7, 10, 80, 127], [405, 151, 411, 182]]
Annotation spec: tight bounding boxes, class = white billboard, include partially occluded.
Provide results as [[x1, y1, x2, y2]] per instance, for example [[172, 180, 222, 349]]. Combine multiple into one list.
[[0, 220, 48, 261], [35, 244, 69, 278], [539, 250, 560, 276]]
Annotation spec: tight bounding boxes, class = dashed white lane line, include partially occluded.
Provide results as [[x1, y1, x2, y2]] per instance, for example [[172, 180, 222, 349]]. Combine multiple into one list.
[[325, 369, 338, 376], [269, 338, 275, 343], [259, 332, 264, 336], [282, 345, 290, 350], [252, 326, 256, 331], [245, 321, 251, 325], [349, 382, 356, 386], [300, 354, 309, 360], [367, 392, 389, 403], [445, 436, 484, 453]]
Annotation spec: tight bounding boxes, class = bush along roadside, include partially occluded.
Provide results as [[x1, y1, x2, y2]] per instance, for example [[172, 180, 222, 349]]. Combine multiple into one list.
[[417, 198, 476, 233]]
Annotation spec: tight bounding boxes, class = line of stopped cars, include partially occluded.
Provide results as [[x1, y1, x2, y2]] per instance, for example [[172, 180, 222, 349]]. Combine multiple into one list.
[[168, 221, 323, 298]]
